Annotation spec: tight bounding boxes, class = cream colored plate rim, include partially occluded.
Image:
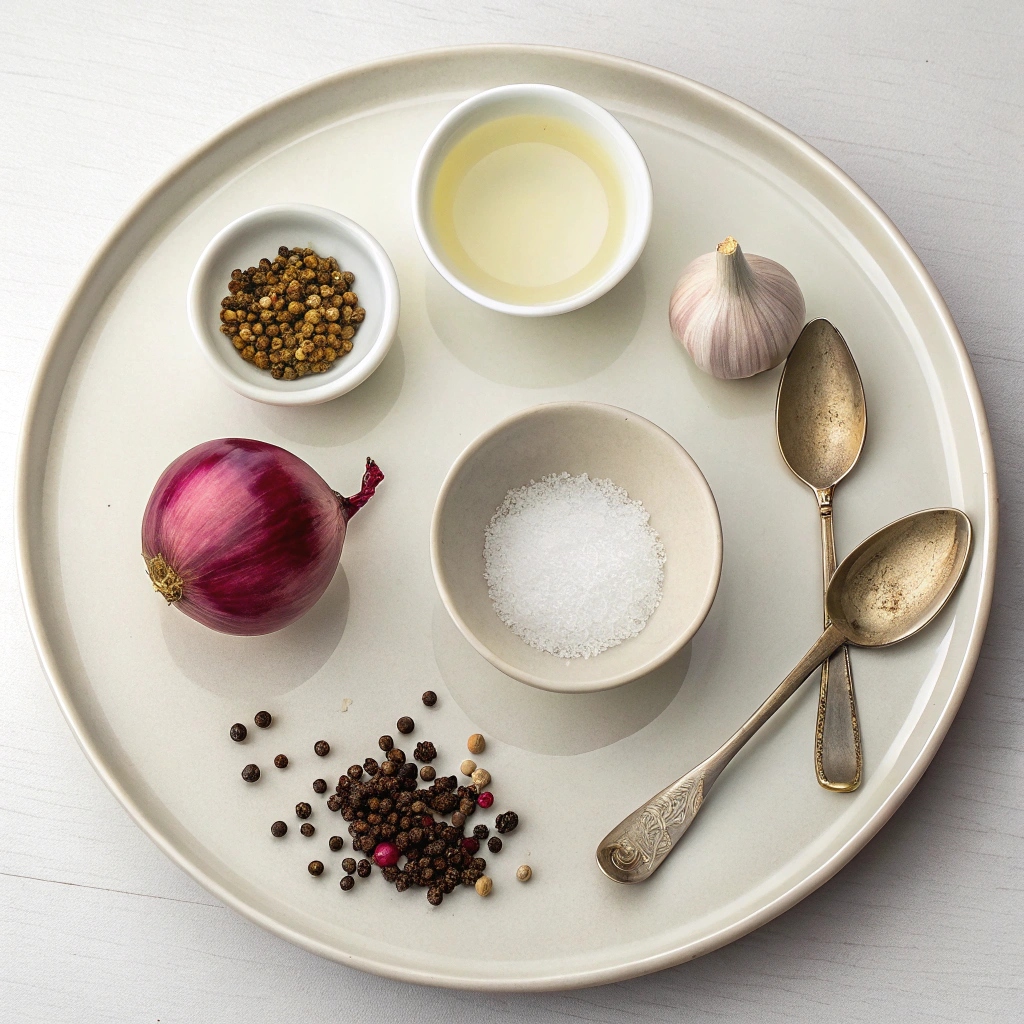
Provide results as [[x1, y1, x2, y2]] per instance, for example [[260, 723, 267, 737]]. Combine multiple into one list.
[[14, 45, 998, 991]]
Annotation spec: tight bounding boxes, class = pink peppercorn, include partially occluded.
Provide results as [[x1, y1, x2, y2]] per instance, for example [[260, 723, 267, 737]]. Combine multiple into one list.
[[372, 842, 399, 868], [477, 791, 494, 809], [461, 837, 480, 854]]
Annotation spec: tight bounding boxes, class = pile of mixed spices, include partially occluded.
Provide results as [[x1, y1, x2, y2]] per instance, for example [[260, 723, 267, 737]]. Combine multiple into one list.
[[218, 246, 365, 379]]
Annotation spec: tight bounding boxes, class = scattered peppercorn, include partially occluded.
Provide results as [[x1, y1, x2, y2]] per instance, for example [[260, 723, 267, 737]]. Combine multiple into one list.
[[340, 874, 355, 891], [471, 768, 490, 789], [487, 836, 502, 853], [516, 864, 532, 882], [356, 859, 371, 878], [421, 691, 437, 707], [461, 837, 480, 855], [271, 821, 287, 837], [300, 823, 315, 837], [451, 811, 466, 828], [387, 748, 405, 765], [230, 723, 247, 742], [241, 764, 260, 783], [378, 735, 394, 752], [312, 778, 327, 794], [342, 857, 356, 874], [254, 711, 272, 729], [373, 842, 400, 868], [295, 802, 312, 819], [218, 248, 364, 380], [274, 754, 289, 769], [329, 836, 344, 852], [460, 759, 477, 777], [314, 740, 330, 757], [473, 824, 490, 841], [475, 876, 493, 897], [347, 764, 363, 781], [420, 765, 436, 782], [467, 733, 485, 755], [397, 716, 414, 734], [427, 886, 444, 906], [495, 811, 519, 834], [413, 741, 436, 762], [327, 794, 342, 811], [308, 861, 324, 876], [477, 791, 494, 809]]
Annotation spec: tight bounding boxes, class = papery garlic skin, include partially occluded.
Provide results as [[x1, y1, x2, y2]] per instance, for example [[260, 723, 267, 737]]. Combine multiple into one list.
[[669, 237, 805, 379]]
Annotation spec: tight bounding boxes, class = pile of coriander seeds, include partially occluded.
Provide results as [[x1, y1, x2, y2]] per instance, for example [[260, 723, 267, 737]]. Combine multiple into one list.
[[232, 690, 530, 906]]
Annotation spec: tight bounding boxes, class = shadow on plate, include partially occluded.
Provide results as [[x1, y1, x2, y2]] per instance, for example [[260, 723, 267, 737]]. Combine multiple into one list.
[[425, 264, 646, 388], [432, 601, 689, 756], [252, 335, 406, 447], [160, 568, 350, 698]]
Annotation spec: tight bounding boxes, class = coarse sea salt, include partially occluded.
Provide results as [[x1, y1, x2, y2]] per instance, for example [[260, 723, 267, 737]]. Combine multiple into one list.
[[483, 472, 666, 659]]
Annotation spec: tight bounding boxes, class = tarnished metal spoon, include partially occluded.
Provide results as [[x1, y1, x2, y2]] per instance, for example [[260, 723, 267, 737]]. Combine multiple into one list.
[[777, 319, 867, 791], [597, 508, 971, 884]]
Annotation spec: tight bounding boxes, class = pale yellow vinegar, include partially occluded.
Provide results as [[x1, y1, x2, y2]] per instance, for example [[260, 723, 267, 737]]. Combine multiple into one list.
[[431, 115, 627, 305]]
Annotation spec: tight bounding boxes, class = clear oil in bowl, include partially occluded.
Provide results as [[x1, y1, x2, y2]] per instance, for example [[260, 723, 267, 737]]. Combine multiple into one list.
[[430, 114, 627, 306]]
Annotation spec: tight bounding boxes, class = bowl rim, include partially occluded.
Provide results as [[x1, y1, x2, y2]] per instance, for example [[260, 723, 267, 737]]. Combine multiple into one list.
[[430, 400, 724, 692], [411, 83, 654, 318], [186, 203, 401, 406]]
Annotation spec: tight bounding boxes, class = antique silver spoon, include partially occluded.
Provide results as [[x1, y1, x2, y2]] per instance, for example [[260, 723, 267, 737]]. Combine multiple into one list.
[[777, 319, 867, 791], [597, 508, 971, 884]]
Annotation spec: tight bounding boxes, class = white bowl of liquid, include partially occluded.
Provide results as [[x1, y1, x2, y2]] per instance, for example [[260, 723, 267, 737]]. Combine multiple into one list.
[[412, 84, 653, 317]]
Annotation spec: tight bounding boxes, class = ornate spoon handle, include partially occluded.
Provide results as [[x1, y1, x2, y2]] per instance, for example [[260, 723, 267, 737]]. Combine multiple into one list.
[[597, 623, 846, 883], [815, 489, 863, 791]]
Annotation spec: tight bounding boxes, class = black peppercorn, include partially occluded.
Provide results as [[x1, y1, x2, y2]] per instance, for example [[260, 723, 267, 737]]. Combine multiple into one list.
[[379, 760, 396, 776], [296, 802, 312, 819], [473, 824, 489, 841], [421, 690, 437, 707], [347, 764, 363, 781], [495, 811, 519, 833], [378, 735, 394, 752], [420, 765, 435, 782], [342, 857, 356, 874], [230, 723, 247, 742], [314, 740, 330, 757], [427, 886, 443, 906], [271, 821, 287, 837], [487, 836, 502, 853], [387, 748, 405, 765], [397, 716, 414, 734], [312, 778, 327, 794], [300, 823, 315, 837], [329, 835, 344, 852], [241, 764, 260, 783], [356, 859, 371, 878], [254, 711, 272, 729], [327, 794, 342, 812], [274, 754, 288, 769], [339, 875, 354, 891], [413, 740, 437, 762], [308, 860, 324, 876]]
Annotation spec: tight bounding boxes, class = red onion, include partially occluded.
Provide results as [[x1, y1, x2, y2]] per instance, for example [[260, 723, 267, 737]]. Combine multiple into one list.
[[142, 438, 382, 636]]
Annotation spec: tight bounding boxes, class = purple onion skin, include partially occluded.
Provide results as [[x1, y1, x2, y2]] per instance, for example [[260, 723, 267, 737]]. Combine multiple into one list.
[[142, 439, 371, 636]]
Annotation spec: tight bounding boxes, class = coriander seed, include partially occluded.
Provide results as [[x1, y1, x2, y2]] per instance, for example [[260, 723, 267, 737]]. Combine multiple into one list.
[[308, 860, 324, 876], [241, 764, 260, 783], [516, 864, 532, 883], [475, 876, 493, 897], [230, 723, 247, 742], [271, 821, 287, 837], [467, 733, 485, 755], [254, 711, 272, 728]]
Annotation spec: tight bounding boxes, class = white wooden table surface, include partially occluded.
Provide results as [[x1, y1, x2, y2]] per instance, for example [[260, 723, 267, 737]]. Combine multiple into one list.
[[2, 2, 1021, 1020]]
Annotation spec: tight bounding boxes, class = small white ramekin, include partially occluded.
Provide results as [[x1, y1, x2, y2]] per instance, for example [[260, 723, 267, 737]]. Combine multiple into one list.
[[412, 84, 653, 317], [188, 204, 400, 406]]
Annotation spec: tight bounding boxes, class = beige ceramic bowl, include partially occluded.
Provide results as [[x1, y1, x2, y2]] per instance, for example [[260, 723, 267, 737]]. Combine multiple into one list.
[[431, 402, 723, 693]]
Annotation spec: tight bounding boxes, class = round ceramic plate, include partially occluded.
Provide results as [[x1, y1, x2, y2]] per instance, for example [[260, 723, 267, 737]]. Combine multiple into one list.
[[16, 46, 996, 991]]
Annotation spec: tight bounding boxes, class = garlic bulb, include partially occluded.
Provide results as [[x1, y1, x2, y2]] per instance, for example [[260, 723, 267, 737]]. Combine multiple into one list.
[[669, 237, 805, 379]]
